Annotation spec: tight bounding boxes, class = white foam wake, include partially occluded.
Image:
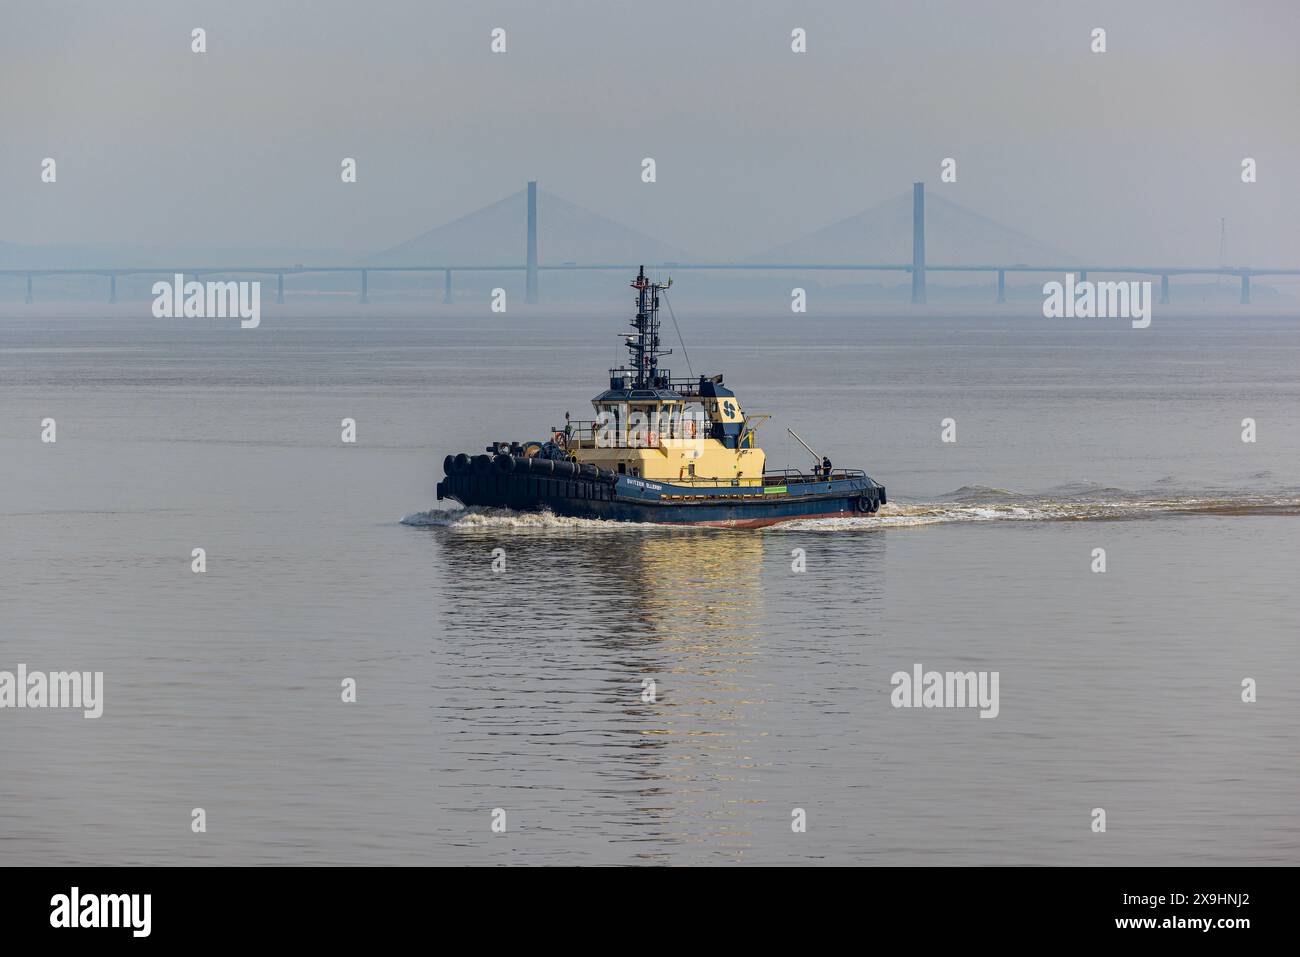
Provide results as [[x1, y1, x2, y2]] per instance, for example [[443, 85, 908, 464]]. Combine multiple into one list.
[[400, 506, 662, 532], [781, 495, 1300, 531], [403, 491, 1300, 533]]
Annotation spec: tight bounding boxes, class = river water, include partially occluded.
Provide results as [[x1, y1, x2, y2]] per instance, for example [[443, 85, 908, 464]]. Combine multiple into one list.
[[1, 307, 1297, 865]]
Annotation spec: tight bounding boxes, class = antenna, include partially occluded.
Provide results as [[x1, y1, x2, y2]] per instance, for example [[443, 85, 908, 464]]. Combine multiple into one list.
[[661, 287, 693, 379], [788, 427, 821, 465]]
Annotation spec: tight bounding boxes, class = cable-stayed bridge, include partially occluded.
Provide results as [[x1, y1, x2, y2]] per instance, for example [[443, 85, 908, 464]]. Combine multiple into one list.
[[6, 182, 1297, 305]]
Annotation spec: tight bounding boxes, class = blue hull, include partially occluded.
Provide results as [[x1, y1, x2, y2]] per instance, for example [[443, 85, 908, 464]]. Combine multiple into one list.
[[436, 469, 885, 527]]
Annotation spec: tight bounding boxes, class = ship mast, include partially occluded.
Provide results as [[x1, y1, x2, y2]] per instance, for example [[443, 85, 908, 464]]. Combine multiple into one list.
[[627, 265, 672, 389]]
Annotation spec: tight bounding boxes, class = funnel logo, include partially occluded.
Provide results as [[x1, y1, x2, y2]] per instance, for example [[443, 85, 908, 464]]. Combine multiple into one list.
[[723, 400, 737, 418]]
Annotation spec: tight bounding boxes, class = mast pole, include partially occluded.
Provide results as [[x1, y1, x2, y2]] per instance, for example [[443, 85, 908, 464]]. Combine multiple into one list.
[[628, 264, 671, 389]]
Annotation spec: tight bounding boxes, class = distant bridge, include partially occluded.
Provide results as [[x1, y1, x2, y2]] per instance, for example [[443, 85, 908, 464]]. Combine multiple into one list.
[[7, 260, 1297, 306], [5, 183, 1298, 305]]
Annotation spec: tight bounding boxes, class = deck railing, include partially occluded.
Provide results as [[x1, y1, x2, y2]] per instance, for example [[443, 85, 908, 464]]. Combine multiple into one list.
[[545, 427, 881, 490], [553, 419, 715, 450]]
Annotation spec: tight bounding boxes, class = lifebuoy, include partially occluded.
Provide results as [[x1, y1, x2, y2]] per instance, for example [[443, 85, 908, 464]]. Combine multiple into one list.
[[648, 431, 659, 446], [684, 420, 695, 438]]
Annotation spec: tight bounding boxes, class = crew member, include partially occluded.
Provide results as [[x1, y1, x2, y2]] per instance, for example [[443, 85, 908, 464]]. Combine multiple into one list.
[[821, 455, 832, 479]]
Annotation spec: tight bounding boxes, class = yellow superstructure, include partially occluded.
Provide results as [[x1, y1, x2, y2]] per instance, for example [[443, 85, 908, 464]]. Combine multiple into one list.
[[544, 266, 769, 485], [565, 386, 767, 484]]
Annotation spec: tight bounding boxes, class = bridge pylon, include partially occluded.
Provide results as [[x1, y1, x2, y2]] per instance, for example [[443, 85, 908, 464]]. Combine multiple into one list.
[[911, 182, 926, 304]]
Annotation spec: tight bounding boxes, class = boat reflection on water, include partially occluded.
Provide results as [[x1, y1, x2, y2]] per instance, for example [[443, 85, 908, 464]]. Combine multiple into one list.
[[424, 512, 887, 863]]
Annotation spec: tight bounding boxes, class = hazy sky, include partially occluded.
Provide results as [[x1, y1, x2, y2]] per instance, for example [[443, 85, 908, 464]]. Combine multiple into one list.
[[4, 0, 1298, 265]]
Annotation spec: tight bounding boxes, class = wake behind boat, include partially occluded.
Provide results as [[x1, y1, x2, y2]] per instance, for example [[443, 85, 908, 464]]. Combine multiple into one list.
[[436, 267, 886, 527]]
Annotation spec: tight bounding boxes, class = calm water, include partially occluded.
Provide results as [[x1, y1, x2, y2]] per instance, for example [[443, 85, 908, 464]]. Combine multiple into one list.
[[1, 308, 1297, 865]]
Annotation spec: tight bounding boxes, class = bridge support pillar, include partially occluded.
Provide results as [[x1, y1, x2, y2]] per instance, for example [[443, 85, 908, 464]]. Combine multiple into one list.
[[1160, 274, 1169, 305], [1240, 274, 1250, 305], [443, 269, 453, 304], [996, 270, 1005, 303], [526, 180, 539, 304], [911, 182, 926, 304], [108, 274, 116, 304], [25, 274, 33, 304], [276, 273, 284, 304], [359, 269, 369, 304]]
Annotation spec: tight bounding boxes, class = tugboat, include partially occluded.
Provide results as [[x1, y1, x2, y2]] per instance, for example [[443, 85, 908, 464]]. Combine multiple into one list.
[[436, 267, 886, 527]]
